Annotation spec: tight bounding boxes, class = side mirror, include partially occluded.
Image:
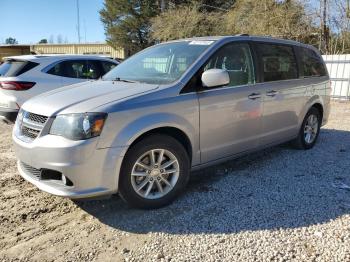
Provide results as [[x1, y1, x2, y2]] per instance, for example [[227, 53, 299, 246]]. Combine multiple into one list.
[[201, 69, 229, 88]]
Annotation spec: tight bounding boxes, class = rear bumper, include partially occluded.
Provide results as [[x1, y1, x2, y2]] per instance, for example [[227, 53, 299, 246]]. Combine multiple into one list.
[[0, 108, 18, 123]]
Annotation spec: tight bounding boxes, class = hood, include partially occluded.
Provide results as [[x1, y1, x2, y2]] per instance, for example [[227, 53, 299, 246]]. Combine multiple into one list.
[[22, 80, 158, 116]]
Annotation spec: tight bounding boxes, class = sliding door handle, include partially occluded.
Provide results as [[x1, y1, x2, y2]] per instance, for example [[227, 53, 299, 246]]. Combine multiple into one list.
[[248, 93, 261, 100]]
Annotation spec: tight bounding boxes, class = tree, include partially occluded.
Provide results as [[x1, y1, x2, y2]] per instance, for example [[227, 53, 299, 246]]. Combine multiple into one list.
[[160, 0, 235, 11], [57, 34, 63, 44], [151, 0, 318, 46], [194, 0, 235, 11], [225, 0, 315, 42], [38, 39, 48, 44], [49, 35, 54, 44], [100, 0, 161, 55], [151, 3, 223, 41], [5, 37, 18, 44]]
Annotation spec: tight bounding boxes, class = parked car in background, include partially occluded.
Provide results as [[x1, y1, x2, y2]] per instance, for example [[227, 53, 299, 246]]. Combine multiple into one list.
[[0, 55, 118, 123], [13, 35, 331, 209]]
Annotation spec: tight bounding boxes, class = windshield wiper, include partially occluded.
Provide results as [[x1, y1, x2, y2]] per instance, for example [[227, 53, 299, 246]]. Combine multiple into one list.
[[113, 77, 138, 83]]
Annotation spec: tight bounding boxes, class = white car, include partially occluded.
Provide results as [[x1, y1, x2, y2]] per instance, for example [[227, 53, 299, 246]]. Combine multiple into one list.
[[0, 55, 119, 123]]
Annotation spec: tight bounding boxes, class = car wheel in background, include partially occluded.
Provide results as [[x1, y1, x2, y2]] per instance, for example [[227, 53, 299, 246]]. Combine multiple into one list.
[[292, 107, 321, 150]]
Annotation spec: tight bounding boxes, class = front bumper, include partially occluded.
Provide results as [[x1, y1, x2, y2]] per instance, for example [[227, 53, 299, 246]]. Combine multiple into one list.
[[0, 108, 18, 123], [13, 132, 126, 199]]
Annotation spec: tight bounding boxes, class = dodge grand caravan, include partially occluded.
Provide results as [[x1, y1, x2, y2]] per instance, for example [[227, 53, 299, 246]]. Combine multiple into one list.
[[13, 35, 331, 209]]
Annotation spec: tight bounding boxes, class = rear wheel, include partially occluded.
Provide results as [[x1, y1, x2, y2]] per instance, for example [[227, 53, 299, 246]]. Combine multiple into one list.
[[292, 107, 321, 150], [118, 134, 190, 209]]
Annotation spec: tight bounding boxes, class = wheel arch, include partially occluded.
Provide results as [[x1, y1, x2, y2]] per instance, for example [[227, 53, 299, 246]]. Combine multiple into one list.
[[127, 126, 193, 162], [116, 125, 194, 192], [110, 111, 199, 189], [311, 102, 324, 121], [299, 96, 325, 128]]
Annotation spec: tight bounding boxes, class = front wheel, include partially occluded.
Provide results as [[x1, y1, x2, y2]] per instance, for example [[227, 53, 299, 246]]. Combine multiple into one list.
[[118, 134, 190, 209], [292, 107, 321, 150]]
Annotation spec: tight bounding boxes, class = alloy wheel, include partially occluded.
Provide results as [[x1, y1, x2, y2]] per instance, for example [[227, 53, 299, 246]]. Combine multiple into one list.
[[304, 114, 319, 144], [130, 149, 180, 200]]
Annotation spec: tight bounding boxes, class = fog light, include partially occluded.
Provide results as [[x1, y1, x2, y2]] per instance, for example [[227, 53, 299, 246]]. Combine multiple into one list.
[[61, 174, 74, 186]]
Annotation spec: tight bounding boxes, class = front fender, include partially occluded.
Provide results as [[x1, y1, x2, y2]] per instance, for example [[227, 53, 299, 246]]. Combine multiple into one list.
[[120, 112, 195, 146], [98, 112, 198, 193], [100, 112, 199, 164]]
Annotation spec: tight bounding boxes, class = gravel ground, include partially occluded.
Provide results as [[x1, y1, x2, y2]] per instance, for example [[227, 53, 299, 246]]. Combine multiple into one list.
[[1, 101, 350, 262]]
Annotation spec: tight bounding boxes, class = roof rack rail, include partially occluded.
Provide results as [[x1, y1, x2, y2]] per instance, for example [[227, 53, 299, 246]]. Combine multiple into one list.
[[235, 34, 249, 36]]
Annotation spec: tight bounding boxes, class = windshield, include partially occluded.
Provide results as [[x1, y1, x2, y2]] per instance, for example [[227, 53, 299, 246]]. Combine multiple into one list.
[[102, 40, 215, 84]]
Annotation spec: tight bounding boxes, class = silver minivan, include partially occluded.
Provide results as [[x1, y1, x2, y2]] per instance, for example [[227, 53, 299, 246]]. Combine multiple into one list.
[[13, 35, 331, 208]]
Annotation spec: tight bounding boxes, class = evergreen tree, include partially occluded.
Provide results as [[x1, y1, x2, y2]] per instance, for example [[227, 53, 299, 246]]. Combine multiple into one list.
[[100, 0, 161, 55]]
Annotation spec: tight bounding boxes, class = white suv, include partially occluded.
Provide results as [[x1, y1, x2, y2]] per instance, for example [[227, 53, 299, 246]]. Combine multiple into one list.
[[0, 55, 118, 123]]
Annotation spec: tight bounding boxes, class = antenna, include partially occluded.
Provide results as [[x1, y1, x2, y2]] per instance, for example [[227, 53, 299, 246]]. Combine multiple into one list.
[[76, 0, 81, 43]]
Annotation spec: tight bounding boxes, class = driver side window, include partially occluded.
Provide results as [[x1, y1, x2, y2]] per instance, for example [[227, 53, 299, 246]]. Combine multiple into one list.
[[204, 43, 255, 87]]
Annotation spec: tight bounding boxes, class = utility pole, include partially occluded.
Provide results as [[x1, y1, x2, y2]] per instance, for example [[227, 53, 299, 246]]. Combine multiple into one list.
[[76, 0, 81, 43], [84, 19, 87, 43]]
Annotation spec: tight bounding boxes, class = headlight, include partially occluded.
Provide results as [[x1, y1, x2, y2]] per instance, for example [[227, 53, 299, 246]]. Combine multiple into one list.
[[16, 108, 24, 123], [50, 113, 107, 140]]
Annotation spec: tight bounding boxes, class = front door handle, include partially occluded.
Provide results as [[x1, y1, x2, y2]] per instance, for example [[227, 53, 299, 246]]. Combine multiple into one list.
[[248, 93, 261, 100], [266, 90, 278, 97]]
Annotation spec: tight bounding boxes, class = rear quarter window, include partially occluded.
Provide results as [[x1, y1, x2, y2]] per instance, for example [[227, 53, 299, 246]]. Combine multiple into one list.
[[47, 60, 87, 79], [300, 48, 327, 77], [257, 43, 298, 82], [0, 60, 38, 77]]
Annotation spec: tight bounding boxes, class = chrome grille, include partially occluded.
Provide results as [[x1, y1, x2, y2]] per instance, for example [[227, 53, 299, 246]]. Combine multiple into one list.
[[19, 111, 48, 141], [27, 112, 48, 124], [21, 126, 40, 139], [20, 162, 41, 179]]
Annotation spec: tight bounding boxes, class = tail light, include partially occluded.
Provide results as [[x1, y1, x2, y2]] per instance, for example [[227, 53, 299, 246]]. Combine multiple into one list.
[[0, 81, 36, 91]]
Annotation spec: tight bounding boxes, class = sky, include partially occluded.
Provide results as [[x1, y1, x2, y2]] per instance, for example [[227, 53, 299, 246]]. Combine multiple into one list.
[[0, 0, 106, 44]]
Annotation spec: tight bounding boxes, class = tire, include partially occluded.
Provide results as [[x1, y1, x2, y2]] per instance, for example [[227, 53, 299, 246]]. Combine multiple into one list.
[[292, 107, 321, 150], [118, 134, 190, 209]]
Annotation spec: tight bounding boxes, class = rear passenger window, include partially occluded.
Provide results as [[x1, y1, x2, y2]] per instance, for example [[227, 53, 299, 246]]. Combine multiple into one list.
[[47, 60, 87, 79], [258, 44, 298, 82], [204, 43, 255, 87], [85, 60, 102, 79], [300, 48, 327, 77]]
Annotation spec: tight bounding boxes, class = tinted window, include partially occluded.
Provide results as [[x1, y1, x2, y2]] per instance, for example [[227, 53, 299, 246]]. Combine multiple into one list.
[[0, 60, 38, 77], [257, 44, 298, 82], [85, 60, 102, 79], [47, 60, 88, 79], [100, 61, 117, 74], [204, 43, 255, 87], [301, 48, 327, 77]]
